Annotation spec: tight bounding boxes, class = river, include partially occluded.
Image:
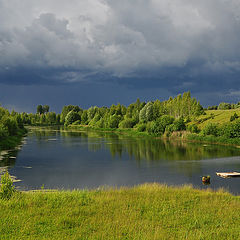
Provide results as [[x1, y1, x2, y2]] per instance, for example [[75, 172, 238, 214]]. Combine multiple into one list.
[[1, 126, 240, 194]]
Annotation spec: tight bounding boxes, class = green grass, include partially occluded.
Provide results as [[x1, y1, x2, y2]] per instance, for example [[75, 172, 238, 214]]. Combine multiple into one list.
[[192, 109, 240, 129], [1, 184, 240, 239], [187, 133, 240, 146]]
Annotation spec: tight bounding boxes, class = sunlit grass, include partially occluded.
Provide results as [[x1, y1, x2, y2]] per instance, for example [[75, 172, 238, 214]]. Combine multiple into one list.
[[194, 109, 240, 129], [1, 184, 240, 239]]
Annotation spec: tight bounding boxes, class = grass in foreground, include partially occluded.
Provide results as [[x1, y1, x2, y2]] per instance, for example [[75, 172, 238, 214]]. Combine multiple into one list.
[[1, 184, 240, 239]]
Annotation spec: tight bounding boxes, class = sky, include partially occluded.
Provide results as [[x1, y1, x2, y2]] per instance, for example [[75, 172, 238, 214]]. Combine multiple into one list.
[[1, 0, 240, 113]]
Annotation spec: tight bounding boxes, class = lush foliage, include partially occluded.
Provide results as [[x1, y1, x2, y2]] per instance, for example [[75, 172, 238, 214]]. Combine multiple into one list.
[[200, 120, 240, 139], [218, 102, 240, 110], [58, 92, 203, 137], [21, 93, 240, 145], [22, 92, 204, 136], [0, 106, 26, 148], [1, 184, 240, 239], [0, 171, 15, 200]]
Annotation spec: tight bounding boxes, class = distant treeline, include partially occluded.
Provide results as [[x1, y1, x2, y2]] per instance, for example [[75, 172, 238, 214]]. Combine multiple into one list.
[[2, 91, 240, 143], [21, 92, 204, 136], [207, 102, 240, 110]]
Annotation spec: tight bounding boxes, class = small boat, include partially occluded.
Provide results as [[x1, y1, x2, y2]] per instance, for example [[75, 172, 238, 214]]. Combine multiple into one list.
[[216, 172, 240, 178]]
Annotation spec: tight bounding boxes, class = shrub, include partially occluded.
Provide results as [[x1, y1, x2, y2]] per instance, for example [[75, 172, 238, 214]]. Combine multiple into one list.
[[119, 119, 135, 129], [135, 123, 146, 132], [165, 124, 175, 133], [1, 117, 19, 136], [230, 113, 238, 122], [146, 122, 155, 134], [0, 171, 15, 200], [0, 123, 9, 140], [187, 124, 200, 133], [222, 120, 240, 138], [202, 123, 219, 136], [173, 117, 186, 131]]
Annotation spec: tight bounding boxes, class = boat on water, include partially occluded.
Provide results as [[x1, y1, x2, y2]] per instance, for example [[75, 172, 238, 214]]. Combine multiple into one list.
[[216, 172, 240, 178]]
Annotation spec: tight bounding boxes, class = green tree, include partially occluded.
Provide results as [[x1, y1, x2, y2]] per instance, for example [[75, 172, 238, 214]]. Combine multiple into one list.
[[43, 105, 50, 113], [37, 105, 43, 114], [64, 111, 81, 126]]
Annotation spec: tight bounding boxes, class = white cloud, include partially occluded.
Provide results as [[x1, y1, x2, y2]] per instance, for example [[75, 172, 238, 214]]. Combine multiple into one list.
[[1, 0, 240, 82]]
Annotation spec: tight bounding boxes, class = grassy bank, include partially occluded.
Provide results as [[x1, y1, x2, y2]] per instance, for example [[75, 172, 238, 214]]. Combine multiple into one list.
[[187, 133, 240, 146], [0, 128, 27, 150], [68, 124, 240, 148], [1, 184, 240, 239], [194, 109, 240, 129]]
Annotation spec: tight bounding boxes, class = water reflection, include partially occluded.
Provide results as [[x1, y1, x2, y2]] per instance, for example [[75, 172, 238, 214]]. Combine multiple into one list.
[[3, 127, 240, 193], [57, 127, 240, 162]]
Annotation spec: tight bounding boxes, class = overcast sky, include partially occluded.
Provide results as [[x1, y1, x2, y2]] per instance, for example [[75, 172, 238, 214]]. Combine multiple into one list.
[[1, 0, 240, 112]]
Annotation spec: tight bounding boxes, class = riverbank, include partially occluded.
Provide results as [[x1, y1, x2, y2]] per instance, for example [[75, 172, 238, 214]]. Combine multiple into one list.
[[0, 128, 27, 150], [68, 124, 240, 148], [187, 133, 240, 146], [1, 184, 240, 239]]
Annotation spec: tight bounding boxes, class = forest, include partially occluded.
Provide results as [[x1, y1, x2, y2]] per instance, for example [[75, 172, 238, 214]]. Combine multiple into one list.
[[2, 91, 240, 148], [21, 92, 203, 134]]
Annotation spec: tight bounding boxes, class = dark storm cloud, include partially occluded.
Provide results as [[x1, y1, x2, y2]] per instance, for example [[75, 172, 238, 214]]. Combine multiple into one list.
[[1, 0, 240, 107]]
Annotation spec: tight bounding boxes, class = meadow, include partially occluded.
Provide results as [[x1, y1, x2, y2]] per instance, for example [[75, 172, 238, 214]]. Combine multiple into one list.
[[192, 109, 240, 129], [1, 184, 240, 239]]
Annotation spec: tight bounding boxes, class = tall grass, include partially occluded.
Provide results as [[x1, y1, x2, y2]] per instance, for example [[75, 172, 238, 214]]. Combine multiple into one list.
[[1, 184, 240, 239]]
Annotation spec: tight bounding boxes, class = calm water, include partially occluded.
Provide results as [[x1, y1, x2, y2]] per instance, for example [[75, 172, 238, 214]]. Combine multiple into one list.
[[1, 126, 240, 194]]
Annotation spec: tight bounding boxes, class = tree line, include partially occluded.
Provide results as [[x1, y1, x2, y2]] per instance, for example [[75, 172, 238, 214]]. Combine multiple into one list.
[[16, 92, 203, 132], [207, 102, 240, 110], [3, 91, 240, 139], [20, 92, 204, 136]]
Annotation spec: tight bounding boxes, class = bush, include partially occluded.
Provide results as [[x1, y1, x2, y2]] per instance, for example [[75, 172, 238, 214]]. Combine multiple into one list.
[[146, 122, 155, 134], [0, 171, 15, 200], [146, 115, 175, 136], [202, 123, 219, 136], [165, 124, 175, 133], [1, 117, 19, 136], [0, 123, 9, 140], [230, 113, 238, 122], [135, 123, 146, 132], [222, 120, 240, 138], [119, 119, 135, 129], [187, 124, 199, 133], [173, 117, 186, 131]]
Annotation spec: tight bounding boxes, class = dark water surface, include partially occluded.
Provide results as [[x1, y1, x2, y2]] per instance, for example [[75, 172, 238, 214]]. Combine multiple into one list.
[[1, 127, 240, 194]]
